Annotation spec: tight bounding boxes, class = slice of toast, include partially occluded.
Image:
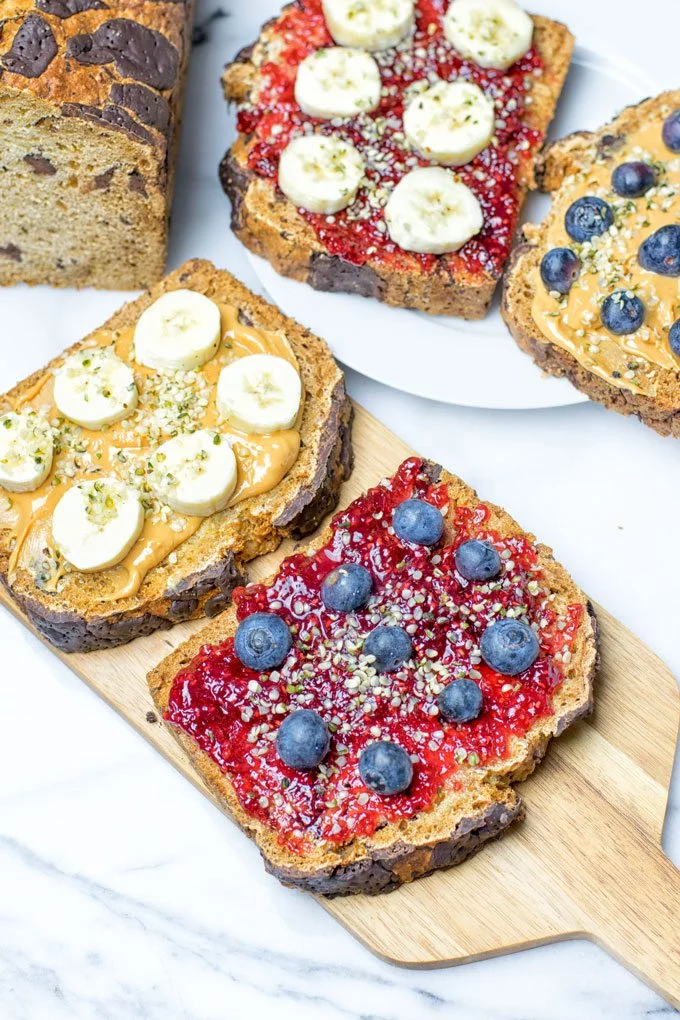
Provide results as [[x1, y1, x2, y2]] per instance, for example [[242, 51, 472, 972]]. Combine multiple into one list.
[[220, 2, 574, 319], [149, 458, 597, 896], [503, 90, 680, 436], [0, 259, 352, 652]]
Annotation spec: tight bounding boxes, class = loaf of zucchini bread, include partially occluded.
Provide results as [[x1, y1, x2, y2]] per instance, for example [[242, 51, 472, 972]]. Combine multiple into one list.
[[0, 0, 193, 289]]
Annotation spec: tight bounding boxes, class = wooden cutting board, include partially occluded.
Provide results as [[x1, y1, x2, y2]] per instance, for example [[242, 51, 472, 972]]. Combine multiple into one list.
[[2, 404, 679, 1007]]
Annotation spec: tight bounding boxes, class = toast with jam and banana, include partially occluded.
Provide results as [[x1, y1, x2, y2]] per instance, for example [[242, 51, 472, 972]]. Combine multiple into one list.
[[503, 91, 680, 435], [0, 259, 352, 653], [149, 458, 597, 895], [220, 0, 574, 319]]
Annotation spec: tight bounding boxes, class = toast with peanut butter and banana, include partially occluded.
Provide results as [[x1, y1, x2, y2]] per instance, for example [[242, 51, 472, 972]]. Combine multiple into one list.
[[0, 259, 352, 652], [503, 91, 680, 435]]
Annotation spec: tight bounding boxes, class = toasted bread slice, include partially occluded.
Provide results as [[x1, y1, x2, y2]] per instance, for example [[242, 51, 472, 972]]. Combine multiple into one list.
[[220, 4, 573, 319], [149, 458, 597, 896], [503, 90, 680, 435], [0, 259, 352, 652]]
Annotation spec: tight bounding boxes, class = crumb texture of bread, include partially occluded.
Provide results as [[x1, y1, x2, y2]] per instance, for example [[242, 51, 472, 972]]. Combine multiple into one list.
[[220, 4, 573, 318], [0, 2, 194, 289], [149, 459, 597, 896], [0, 259, 353, 651], [503, 90, 680, 436]]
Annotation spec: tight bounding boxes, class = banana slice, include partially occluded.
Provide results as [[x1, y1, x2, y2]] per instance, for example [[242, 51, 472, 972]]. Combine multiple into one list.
[[385, 167, 483, 254], [0, 410, 53, 493], [403, 80, 495, 166], [322, 0, 415, 50], [52, 478, 144, 572], [151, 429, 238, 517], [217, 354, 302, 435], [444, 0, 533, 71], [134, 290, 222, 372], [54, 348, 138, 430], [278, 135, 365, 214], [295, 47, 382, 119]]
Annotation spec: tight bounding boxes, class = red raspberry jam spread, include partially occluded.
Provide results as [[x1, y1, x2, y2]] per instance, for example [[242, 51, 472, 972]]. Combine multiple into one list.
[[236, 0, 544, 277], [166, 459, 582, 854]]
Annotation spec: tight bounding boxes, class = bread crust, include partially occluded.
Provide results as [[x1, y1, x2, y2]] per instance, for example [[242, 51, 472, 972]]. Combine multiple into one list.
[[220, 8, 574, 319], [0, 259, 353, 652], [149, 461, 598, 896], [502, 90, 680, 436]]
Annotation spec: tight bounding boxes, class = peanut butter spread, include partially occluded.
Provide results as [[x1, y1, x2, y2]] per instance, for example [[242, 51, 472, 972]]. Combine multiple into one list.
[[531, 114, 680, 397], [0, 300, 302, 601]]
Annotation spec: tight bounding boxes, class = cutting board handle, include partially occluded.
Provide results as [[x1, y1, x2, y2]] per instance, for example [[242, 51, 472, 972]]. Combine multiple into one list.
[[587, 840, 680, 1008]]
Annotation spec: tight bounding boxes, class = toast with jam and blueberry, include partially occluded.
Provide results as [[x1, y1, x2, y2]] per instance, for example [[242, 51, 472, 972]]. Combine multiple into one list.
[[220, 0, 574, 318], [503, 90, 680, 436], [149, 458, 597, 895]]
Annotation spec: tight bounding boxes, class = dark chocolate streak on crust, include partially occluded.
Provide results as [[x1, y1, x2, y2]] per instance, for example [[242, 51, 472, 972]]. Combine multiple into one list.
[[308, 253, 386, 301], [110, 83, 171, 136], [62, 103, 155, 146], [5, 552, 245, 653], [1, 14, 57, 77], [274, 380, 353, 536], [6, 384, 353, 653], [36, 0, 107, 18], [502, 243, 680, 438], [219, 150, 250, 232], [266, 798, 524, 896], [219, 152, 388, 302]]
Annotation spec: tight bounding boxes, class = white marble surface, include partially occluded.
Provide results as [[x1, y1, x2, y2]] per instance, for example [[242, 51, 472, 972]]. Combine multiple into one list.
[[1, 2, 679, 1018]]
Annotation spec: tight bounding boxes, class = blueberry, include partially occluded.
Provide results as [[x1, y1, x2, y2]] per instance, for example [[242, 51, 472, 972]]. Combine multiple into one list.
[[601, 290, 645, 335], [539, 247, 581, 295], [638, 225, 680, 277], [321, 563, 372, 612], [611, 161, 657, 198], [393, 498, 444, 546], [359, 741, 413, 796], [454, 539, 501, 582], [662, 108, 680, 153], [363, 625, 413, 672], [669, 319, 680, 358], [276, 709, 330, 771], [234, 613, 292, 671], [564, 196, 614, 242], [480, 618, 539, 676], [438, 679, 483, 723]]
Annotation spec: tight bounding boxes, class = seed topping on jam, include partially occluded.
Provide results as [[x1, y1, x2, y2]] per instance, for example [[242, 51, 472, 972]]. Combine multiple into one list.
[[236, 0, 544, 277], [166, 459, 582, 853]]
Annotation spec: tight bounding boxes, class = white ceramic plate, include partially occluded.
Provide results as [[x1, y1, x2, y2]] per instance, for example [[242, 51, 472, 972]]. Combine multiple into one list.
[[247, 45, 660, 409]]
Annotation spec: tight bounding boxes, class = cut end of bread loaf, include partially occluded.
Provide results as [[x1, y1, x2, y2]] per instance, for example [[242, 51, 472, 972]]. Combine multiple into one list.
[[0, 3, 194, 289], [502, 90, 680, 437], [220, 7, 574, 318], [148, 460, 597, 896], [0, 258, 353, 652]]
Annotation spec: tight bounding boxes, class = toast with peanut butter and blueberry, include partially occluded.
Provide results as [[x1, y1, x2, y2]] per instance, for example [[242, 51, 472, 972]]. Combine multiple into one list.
[[503, 91, 680, 435], [149, 458, 597, 895], [220, 0, 573, 319], [0, 258, 352, 653]]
